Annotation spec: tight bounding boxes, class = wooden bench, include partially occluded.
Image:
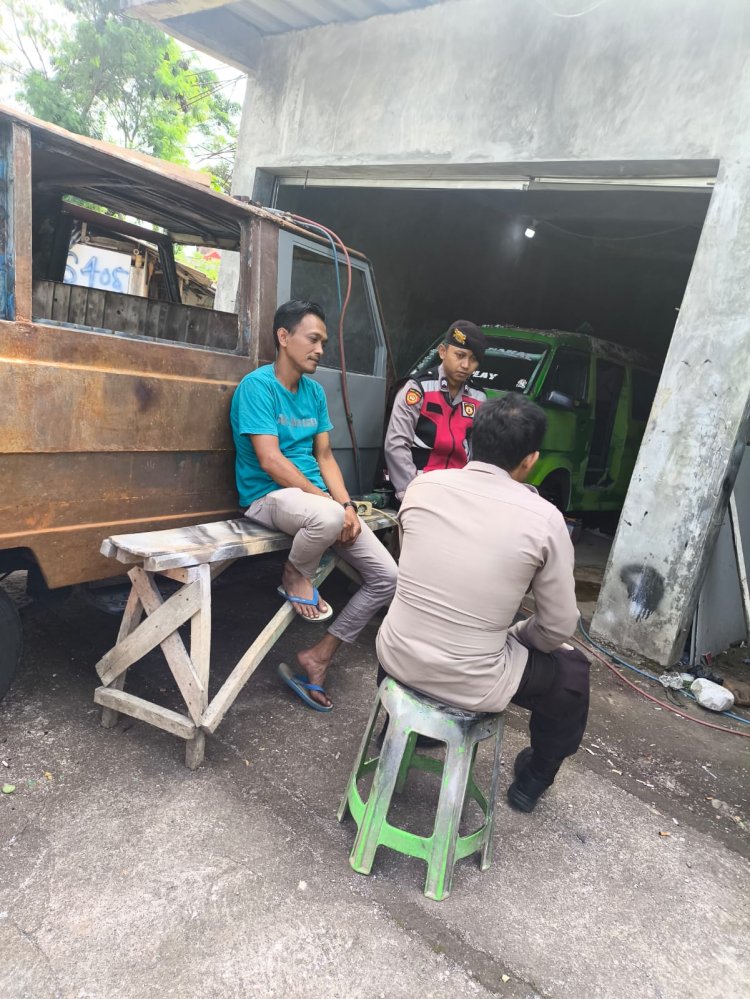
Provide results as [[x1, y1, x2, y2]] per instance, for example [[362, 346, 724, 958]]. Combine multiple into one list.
[[93, 512, 395, 768]]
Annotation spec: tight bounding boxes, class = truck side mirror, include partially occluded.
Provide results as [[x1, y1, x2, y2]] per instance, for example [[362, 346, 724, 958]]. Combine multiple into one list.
[[541, 389, 576, 411]]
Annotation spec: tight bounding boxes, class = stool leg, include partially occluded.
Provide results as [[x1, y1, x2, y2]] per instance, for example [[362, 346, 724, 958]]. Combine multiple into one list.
[[337, 695, 383, 823], [424, 742, 474, 901], [349, 725, 410, 875], [480, 716, 505, 871], [395, 731, 417, 794]]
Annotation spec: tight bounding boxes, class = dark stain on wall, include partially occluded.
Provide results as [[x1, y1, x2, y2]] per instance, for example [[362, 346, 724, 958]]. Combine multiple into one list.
[[620, 564, 665, 621]]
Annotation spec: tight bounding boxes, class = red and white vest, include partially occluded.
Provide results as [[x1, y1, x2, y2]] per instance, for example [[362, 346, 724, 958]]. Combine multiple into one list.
[[410, 369, 486, 473]]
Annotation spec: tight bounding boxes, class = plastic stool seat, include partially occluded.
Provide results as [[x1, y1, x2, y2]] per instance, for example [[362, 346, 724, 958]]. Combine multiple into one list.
[[338, 676, 504, 901]]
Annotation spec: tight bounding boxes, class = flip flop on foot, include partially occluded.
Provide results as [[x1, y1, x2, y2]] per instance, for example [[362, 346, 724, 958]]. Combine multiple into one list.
[[278, 661, 333, 712], [276, 586, 333, 623]]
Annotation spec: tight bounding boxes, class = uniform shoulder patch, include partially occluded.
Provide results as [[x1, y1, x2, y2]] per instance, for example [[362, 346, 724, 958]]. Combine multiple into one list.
[[405, 387, 423, 406]]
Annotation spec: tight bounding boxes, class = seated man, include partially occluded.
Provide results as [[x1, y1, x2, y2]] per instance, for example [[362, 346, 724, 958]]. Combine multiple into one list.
[[376, 394, 589, 812], [230, 299, 397, 712], [384, 320, 488, 502]]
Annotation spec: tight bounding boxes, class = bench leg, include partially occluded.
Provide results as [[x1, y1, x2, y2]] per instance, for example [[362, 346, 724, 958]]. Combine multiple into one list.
[[101, 675, 126, 729], [101, 584, 143, 729], [185, 730, 205, 770]]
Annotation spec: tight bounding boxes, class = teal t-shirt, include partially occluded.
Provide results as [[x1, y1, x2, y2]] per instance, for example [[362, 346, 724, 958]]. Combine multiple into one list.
[[230, 364, 334, 508]]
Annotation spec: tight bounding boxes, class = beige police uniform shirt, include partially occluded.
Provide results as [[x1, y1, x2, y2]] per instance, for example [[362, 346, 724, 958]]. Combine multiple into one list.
[[375, 461, 579, 713]]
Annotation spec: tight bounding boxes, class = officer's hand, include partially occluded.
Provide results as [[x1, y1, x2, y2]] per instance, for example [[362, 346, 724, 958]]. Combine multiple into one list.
[[338, 505, 362, 546]]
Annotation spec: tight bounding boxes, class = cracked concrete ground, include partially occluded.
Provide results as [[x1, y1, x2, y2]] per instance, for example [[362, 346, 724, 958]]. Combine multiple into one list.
[[1, 552, 749, 999]]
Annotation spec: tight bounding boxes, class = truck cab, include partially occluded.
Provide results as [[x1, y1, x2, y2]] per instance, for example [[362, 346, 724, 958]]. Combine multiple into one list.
[[0, 106, 389, 700], [409, 325, 660, 512]]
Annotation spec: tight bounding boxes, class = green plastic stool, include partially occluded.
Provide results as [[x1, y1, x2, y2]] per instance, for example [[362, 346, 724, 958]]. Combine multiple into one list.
[[337, 676, 505, 901]]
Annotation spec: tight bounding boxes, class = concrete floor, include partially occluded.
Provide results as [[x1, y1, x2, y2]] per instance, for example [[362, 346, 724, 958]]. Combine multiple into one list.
[[1, 541, 749, 999]]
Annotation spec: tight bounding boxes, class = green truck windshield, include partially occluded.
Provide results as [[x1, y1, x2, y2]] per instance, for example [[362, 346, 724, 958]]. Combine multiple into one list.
[[472, 340, 547, 393]]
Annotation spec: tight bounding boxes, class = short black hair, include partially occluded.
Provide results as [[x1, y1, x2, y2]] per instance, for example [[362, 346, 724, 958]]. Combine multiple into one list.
[[273, 300, 326, 349], [471, 394, 547, 471]]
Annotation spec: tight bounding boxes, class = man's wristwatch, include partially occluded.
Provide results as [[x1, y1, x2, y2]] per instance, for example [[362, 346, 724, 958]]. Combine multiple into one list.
[[342, 500, 357, 512]]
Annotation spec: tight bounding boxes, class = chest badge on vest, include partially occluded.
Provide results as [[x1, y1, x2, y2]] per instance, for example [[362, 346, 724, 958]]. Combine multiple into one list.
[[405, 387, 423, 406], [462, 400, 477, 418]]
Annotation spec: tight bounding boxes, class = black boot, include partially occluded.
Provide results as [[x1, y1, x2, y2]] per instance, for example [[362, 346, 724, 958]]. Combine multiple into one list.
[[507, 747, 556, 813]]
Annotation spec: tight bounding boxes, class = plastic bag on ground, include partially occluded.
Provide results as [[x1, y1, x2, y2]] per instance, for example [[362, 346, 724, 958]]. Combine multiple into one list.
[[690, 678, 734, 712]]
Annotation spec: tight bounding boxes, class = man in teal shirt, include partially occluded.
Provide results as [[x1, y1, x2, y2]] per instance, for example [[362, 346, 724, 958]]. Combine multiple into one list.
[[230, 300, 397, 711]]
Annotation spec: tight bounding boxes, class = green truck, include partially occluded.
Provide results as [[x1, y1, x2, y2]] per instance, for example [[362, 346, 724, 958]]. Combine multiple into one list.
[[411, 326, 661, 512]]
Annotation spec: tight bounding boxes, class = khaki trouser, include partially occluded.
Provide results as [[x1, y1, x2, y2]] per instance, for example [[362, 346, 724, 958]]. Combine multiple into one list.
[[245, 488, 398, 643]]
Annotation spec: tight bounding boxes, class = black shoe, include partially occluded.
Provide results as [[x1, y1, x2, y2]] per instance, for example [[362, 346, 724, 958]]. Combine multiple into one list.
[[513, 746, 533, 777], [507, 747, 554, 813]]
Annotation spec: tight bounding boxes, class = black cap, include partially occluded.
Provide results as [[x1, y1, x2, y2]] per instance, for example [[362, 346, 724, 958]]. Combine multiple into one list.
[[444, 320, 488, 362]]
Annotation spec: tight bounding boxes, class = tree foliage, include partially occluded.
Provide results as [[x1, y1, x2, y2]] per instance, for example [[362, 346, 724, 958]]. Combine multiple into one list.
[[0, 0, 241, 189]]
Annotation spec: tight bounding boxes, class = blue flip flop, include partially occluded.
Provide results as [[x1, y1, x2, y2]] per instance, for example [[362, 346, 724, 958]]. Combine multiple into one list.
[[276, 586, 334, 623], [277, 661, 333, 712]]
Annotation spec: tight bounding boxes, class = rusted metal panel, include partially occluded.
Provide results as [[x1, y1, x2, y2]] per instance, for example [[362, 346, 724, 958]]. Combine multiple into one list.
[[248, 218, 279, 365], [0, 122, 33, 321], [1, 321, 250, 454], [236, 218, 253, 358], [0, 319, 252, 586], [9, 124, 32, 320], [32, 279, 239, 351]]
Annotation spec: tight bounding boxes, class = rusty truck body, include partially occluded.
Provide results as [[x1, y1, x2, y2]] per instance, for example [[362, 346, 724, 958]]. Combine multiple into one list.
[[0, 107, 389, 698]]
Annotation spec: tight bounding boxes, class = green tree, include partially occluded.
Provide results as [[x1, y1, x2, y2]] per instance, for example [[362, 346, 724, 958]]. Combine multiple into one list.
[[0, 0, 240, 188]]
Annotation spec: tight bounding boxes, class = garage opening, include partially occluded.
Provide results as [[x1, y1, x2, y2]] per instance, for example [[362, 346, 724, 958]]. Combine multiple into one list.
[[276, 179, 711, 374], [274, 170, 724, 658]]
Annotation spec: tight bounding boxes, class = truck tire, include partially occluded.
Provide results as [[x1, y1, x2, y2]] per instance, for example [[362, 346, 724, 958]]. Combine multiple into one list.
[[0, 588, 22, 702], [539, 471, 570, 512]]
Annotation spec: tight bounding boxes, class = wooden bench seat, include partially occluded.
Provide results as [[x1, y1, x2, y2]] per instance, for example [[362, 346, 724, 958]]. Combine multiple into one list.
[[94, 511, 395, 768]]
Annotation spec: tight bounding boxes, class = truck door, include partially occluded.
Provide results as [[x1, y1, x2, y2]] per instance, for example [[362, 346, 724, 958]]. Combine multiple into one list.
[[277, 232, 388, 494], [584, 359, 626, 488]]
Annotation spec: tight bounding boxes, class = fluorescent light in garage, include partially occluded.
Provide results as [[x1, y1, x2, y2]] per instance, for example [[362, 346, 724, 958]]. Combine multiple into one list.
[[530, 176, 715, 192], [276, 176, 530, 190]]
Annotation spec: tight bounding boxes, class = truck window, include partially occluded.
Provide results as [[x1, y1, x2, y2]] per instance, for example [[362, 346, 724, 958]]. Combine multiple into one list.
[[544, 350, 590, 402], [631, 369, 659, 422], [286, 242, 384, 376], [31, 205, 240, 354], [473, 339, 547, 392]]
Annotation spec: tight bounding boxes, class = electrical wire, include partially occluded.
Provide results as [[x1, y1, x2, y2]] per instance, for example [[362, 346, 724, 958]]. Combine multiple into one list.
[[542, 220, 698, 243], [519, 604, 750, 739], [268, 210, 364, 495], [576, 616, 750, 726]]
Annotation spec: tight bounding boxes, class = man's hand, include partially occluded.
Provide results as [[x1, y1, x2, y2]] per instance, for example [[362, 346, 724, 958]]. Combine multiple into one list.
[[338, 504, 362, 546]]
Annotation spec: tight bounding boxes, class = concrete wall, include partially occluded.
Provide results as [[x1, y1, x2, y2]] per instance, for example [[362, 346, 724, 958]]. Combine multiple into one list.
[[222, 0, 750, 665], [232, 0, 744, 189]]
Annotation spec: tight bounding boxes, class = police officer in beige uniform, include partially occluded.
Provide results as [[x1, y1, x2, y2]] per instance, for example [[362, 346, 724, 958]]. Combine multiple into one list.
[[376, 393, 590, 812], [385, 321, 488, 502]]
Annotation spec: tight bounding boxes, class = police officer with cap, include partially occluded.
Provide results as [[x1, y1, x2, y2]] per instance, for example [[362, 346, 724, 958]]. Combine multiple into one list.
[[385, 320, 489, 502]]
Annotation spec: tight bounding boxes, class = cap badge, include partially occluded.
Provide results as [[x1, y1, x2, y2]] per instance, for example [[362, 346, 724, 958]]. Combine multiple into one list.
[[452, 329, 467, 345]]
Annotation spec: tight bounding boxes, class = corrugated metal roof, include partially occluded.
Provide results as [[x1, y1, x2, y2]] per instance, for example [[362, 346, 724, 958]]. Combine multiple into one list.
[[221, 0, 444, 35], [124, 0, 444, 36], [123, 1, 447, 69]]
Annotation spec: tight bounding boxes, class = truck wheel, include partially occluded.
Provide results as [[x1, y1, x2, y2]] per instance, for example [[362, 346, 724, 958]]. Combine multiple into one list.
[[539, 472, 569, 512], [0, 588, 22, 702]]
